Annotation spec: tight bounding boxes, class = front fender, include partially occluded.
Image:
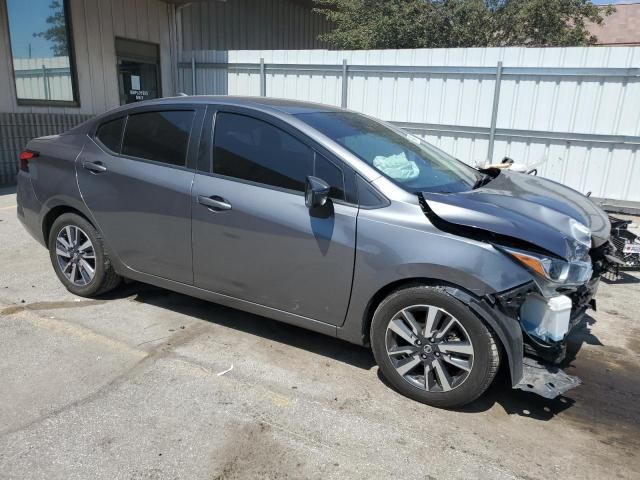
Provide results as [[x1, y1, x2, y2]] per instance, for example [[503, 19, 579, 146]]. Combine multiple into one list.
[[337, 202, 532, 385]]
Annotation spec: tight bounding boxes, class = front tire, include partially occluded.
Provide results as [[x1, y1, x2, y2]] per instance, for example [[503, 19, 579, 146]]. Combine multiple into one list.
[[48, 213, 121, 297], [371, 285, 500, 408]]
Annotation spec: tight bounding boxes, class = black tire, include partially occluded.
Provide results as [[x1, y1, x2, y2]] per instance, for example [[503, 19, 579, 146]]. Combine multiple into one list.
[[48, 213, 121, 297], [371, 285, 500, 408]]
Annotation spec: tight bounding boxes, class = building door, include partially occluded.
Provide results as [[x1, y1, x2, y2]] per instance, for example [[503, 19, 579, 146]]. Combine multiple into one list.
[[115, 37, 160, 105]]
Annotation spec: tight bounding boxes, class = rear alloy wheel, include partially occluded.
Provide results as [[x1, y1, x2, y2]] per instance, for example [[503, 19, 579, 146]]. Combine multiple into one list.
[[48, 213, 121, 297], [55, 225, 96, 287], [371, 286, 500, 408]]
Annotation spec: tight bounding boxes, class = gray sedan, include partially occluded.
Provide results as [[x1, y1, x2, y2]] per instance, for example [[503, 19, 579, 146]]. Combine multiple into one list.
[[16, 96, 613, 407]]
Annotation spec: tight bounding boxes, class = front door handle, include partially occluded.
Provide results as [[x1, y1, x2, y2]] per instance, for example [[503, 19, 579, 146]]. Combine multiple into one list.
[[83, 161, 107, 173], [198, 195, 232, 211]]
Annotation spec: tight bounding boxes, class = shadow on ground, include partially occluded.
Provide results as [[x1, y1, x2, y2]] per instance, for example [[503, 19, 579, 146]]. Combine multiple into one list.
[[103, 282, 640, 438], [0, 185, 17, 196], [107, 281, 376, 371]]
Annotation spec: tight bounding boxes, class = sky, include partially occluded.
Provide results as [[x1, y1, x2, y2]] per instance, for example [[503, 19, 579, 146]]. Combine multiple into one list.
[[7, 0, 61, 59]]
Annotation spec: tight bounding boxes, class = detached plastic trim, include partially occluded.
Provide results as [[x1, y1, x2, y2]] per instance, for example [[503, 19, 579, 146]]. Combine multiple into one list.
[[514, 357, 581, 399]]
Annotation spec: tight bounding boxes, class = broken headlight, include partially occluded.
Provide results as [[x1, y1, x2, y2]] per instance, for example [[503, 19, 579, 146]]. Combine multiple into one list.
[[498, 246, 593, 293]]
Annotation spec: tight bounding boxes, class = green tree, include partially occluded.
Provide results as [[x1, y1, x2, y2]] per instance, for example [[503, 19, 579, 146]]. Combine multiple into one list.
[[33, 0, 68, 56], [313, 0, 614, 49]]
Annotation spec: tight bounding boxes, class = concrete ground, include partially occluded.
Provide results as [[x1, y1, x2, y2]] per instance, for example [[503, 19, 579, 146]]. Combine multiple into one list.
[[1, 186, 639, 480]]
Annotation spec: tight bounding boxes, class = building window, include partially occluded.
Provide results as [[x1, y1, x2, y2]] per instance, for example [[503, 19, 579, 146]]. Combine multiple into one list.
[[6, 0, 78, 105]]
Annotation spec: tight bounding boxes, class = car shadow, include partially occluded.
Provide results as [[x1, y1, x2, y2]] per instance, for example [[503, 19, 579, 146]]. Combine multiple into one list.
[[103, 283, 613, 421], [601, 271, 640, 285], [378, 313, 604, 420], [103, 281, 377, 371], [0, 185, 17, 197], [454, 314, 602, 419]]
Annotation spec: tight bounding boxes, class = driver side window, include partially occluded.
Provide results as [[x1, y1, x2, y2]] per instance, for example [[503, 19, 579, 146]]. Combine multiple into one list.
[[213, 112, 345, 200], [213, 112, 312, 192]]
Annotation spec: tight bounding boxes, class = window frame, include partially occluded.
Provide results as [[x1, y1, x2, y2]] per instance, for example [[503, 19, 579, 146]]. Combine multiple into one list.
[[5, 0, 81, 107], [94, 116, 126, 154], [203, 106, 357, 206], [91, 104, 205, 172]]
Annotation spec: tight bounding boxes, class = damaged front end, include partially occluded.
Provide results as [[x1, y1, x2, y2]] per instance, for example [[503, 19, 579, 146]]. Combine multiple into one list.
[[490, 241, 619, 398], [493, 278, 601, 398], [418, 176, 617, 399]]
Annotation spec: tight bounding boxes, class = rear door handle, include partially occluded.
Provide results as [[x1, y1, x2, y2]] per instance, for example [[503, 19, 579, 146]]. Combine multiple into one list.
[[198, 195, 232, 211], [83, 161, 107, 173]]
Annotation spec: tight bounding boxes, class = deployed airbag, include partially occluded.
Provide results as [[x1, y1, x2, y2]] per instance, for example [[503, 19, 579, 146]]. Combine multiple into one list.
[[373, 152, 419, 181]]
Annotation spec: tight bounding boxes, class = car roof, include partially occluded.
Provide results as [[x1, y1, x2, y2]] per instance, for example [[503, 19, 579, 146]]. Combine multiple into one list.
[[66, 96, 345, 136], [107, 95, 345, 116]]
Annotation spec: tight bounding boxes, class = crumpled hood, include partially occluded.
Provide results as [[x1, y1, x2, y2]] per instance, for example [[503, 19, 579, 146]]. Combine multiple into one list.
[[421, 171, 610, 259]]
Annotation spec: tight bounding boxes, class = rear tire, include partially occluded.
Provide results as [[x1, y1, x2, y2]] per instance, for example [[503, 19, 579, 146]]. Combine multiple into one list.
[[48, 213, 121, 297], [371, 285, 500, 408]]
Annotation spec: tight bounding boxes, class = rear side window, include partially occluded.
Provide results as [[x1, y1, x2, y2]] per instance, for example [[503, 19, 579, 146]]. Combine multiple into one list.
[[213, 112, 313, 192], [96, 117, 124, 152], [122, 110, 195, 167]]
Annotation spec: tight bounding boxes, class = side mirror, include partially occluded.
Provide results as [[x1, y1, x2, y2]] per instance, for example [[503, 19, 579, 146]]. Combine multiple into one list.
[[305, 176, 330, 209]]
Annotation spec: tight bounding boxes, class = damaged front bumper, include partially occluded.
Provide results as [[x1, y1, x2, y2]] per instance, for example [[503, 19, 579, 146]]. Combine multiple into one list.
[[514, 357, 581, 399], [448, 276, 599, 401], [491, 277, 600, 399]]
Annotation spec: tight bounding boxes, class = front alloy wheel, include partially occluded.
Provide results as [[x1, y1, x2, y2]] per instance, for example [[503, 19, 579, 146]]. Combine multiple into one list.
[[371, 286, 500, 408], [385, 305, 474, 392]]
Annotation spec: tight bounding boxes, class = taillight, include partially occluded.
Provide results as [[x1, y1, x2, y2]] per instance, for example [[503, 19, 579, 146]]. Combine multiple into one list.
[[19, 150, 38, 172]]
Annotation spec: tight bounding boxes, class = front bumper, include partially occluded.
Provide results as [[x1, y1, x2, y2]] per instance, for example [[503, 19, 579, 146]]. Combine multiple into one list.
[[486, 276, 601, 399], [496, 277, 599, 366], [448, 277, 596, 400], [514, 357, 581, 399]]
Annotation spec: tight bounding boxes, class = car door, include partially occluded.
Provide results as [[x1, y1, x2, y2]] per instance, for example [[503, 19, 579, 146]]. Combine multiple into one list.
[[191, 108, 358, 326], [77, 105, 205, 284]]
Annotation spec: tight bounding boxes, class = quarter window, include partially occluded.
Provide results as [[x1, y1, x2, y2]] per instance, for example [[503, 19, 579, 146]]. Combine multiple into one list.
[[6, 0, 78, 104], [95, 118, 124, 153], [122, 111, 195, 167], [213, 113, 314, 192]]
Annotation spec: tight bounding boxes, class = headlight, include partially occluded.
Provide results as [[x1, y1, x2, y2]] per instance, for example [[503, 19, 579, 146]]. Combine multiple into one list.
[[499, 246, 592, 287]]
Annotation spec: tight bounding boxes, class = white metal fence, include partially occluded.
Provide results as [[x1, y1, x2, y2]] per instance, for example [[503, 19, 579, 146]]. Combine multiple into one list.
[[178, 47, 640, 208]]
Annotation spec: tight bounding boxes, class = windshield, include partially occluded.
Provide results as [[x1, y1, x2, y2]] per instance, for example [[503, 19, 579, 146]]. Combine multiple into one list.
[[297, 112, 483, 193]]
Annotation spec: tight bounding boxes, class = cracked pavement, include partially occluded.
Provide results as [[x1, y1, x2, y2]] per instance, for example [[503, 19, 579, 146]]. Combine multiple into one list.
[[1, 187, 639, 479]]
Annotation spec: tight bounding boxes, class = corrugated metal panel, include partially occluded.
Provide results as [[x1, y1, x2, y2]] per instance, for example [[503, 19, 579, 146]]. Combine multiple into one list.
[[180, 0, 332, 51], [178, 46, 640, 204]]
